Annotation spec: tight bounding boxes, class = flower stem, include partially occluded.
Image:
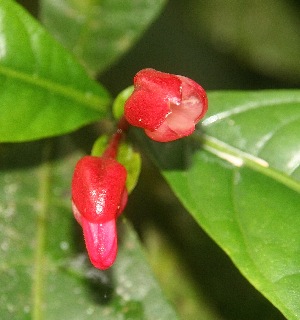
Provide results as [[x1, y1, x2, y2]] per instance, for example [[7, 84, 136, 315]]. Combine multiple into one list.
[[102, 116, 130, 159]]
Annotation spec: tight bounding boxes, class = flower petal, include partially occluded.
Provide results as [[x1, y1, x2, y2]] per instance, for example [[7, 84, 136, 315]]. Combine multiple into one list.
[[177, 75, 208, 122], [81, 216, 118, 270]]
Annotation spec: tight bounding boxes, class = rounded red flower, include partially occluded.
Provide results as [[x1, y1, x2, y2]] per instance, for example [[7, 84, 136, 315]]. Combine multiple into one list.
[[124, 68, 208, 142]]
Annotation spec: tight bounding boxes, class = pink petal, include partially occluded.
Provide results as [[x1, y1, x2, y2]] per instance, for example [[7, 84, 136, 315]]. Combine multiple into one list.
[[81, 216, 118, 270], [145, 122, 180, 142], [166, 106, 195, 135], [177, 75, 208, 122]]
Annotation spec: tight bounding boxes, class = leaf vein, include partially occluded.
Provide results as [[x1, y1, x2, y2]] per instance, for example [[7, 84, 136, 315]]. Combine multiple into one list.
[[202, 135, 300, 194], [32, 143, 52, 320], [255, 115, 300, 153], [0, 64, 109, 111], [203, 95, 300, 127]]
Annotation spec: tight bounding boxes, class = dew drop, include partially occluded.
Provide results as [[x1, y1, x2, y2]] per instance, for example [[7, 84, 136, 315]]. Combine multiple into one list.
[[1, 241, 9, 251], [86, 306, 95, 315], [23, 305, 30, 314], [60, 241, 69, 251], [7, 303, 15, 313]]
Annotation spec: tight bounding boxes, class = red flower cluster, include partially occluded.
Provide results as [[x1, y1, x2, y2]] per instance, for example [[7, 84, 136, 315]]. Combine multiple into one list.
[[71, 69, 208, 270]]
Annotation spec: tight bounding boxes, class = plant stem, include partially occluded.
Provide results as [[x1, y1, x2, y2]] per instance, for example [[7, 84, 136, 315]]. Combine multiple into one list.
[[102, 116, 130, 159]]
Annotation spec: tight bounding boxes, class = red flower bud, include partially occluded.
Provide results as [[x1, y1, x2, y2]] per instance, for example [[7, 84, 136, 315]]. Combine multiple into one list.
[[71, 155, 127, 269], [72, 156, 127, 223], [124, 68, 208, 142]]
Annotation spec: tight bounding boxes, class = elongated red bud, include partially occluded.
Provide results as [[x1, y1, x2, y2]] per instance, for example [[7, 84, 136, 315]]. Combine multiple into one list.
[[71, 155, 127, 270], [124, 68, 208, 142]]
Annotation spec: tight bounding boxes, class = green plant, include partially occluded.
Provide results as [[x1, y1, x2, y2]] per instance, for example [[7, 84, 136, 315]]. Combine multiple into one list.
[[0, 1, 299, 319]]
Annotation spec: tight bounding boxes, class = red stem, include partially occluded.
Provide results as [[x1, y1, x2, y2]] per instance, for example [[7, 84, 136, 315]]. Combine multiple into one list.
[[102, 116, 130, 159]]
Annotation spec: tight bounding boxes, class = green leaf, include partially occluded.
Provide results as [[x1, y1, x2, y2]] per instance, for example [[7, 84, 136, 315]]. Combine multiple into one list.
[[0, 138, 178, 319], [40, 0, 167, 75], [202, 90, 300, 182], [0, 1, 111, 142], [146, 90, 300, 319]]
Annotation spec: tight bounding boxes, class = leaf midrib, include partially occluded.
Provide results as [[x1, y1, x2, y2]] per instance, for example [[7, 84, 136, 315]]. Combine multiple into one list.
[[0, 64, 110, 111], [32, 143, 52, 320], [202, 135, 300, 194], [203, 90, 300, 127]]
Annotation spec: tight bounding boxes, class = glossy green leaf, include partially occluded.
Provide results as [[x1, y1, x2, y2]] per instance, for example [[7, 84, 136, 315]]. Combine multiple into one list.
[[40, 0, 167, 75], [145, 90, 300, 319], [0, 138, 178, 319], [201, 90, 300, 182], [0, 1, 111, 142]]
